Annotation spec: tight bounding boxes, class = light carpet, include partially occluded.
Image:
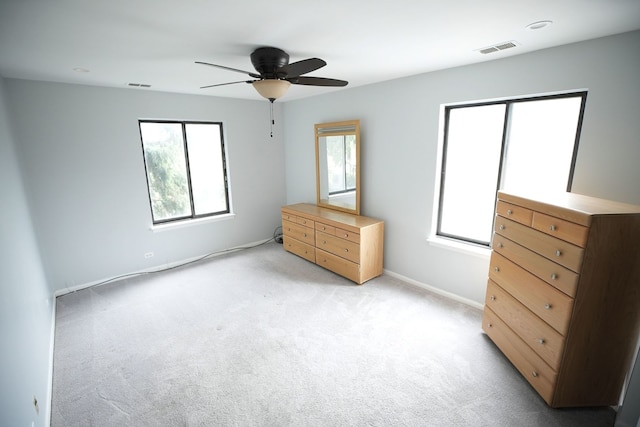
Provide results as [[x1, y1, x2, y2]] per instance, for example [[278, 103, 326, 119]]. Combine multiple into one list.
[[51, 242, 615, 426]]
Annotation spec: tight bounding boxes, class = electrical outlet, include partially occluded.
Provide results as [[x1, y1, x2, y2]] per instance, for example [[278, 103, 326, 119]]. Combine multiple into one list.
[[144, 252, 154, 259], [33, 395, 39, 415]]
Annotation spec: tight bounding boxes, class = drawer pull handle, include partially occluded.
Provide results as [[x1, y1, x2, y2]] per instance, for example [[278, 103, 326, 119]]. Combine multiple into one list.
[[344, 249, 349, 252], [544, 303, 552, 310], [550, 273, 557, 280], [344, 234, 348, 238], [494, 267, 500, 272], [322, 240, 327, 244], [550, 225, 556, 231], [532, 371, 539, 378], [303, 233, 307, 238], [555, 250, 562, 257], [507, 209, 513, 215], [496, 242, 503, 249], [538, 338, 545, 345], [499, 224, 505, 230], [487, 323, 493, 328], [490, 295, 496, 301]]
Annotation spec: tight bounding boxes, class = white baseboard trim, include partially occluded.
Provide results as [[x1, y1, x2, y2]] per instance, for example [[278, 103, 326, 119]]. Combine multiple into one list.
[[53, 238, 273, 298], [383, 269, 484, 311]]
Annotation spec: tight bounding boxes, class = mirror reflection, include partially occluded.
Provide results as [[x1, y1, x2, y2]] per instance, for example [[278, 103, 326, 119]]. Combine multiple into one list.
[[315, 120, 360, 215]]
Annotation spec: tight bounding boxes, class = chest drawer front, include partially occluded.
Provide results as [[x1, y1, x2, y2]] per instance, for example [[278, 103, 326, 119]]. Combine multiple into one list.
[[495, 216, 584, 273], [283, 235, 315, 263], [282, 219, 315, 245], [492, 234, 578, 298], [316, 248, 359, 282], [489, 252, 574, 335], [483, 308, 557, 405], [485, 280, 565, 371], [532, 212, 589, 248], [315, 222, 336, 235], [497, 200, 533, 226], [316, 231, 360, 263]]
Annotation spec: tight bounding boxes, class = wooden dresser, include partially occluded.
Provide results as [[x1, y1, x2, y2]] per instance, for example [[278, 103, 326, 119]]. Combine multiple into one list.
[[281, 203, 384, 284], [482, 190, 640, 407]]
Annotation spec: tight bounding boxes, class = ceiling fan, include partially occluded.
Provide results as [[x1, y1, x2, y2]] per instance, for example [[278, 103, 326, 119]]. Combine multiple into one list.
[[196, 47, 348, 103]]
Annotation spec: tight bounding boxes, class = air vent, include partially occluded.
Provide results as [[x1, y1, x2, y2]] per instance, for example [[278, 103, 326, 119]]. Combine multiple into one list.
[[128, 83, 151, 88], [477, 41, 518, 55]]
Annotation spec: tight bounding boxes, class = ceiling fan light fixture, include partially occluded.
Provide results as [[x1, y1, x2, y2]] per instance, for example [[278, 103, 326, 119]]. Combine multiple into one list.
[[252, 79, 291, 101]]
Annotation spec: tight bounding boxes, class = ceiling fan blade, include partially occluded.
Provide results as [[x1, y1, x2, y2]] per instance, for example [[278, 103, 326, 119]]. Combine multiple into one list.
[[287, 76, 348, 87], [200, 80, 254, 89], [195, 61, 261, 79], [278, 58, 326, 78]]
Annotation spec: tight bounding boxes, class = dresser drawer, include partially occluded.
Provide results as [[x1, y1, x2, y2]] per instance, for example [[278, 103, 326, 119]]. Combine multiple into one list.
[[335, 227, 360, 244], [532, 212, 589, 248], [497, 200, 533, 226], [315, 222, 336, 235], [282, 219, 315, 246], [492, 234, 578, 298], [316, 248, 359, 282], [283, 235, 315, 263], [489, 252, 574, 335], [494, 216, 584, 273], [281, 212, 296, 222], [483, 307, 557, 405], [296, 216, 314, 228], [485, 280, 565, 371], [316, 231, 360, 263]]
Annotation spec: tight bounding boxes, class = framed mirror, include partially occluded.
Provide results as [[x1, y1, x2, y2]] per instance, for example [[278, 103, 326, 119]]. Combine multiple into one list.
[[315, 119, 360, 215]]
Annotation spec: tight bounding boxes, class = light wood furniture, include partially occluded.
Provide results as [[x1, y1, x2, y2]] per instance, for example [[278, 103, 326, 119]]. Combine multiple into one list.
[[281, 203, 384, 284], [482, 190, 640, 407]]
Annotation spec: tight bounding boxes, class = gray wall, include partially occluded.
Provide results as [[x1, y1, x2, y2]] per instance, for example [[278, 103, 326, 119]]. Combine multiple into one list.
[[283, 30, 640, 305], [0, 77, 53, 426], [5, 81, 287, 293]]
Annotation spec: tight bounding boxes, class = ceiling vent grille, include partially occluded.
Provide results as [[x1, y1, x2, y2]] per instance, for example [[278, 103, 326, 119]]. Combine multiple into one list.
[[478, 41, 518, 55]]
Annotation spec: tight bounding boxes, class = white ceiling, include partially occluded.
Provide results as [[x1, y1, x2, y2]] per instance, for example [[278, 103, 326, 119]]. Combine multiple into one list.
[[1, 0, 639, 102]]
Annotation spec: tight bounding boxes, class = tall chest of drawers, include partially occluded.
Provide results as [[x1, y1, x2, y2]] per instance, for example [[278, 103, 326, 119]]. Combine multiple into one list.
[[483, 191, 640, 407], [281, 203, 384, 284]]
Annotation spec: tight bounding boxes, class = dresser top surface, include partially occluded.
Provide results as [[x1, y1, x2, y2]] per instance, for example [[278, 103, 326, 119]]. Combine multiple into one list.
[[282, 203, 383, 228]]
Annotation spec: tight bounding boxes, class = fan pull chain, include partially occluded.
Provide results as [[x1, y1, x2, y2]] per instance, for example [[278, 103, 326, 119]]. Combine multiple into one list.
[[269, 100, 275, 138]]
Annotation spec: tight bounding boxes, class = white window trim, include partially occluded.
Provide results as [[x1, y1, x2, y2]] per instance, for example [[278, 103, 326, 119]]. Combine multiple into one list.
[[426, 234, 491, 259], [150, 212, 236, 232]]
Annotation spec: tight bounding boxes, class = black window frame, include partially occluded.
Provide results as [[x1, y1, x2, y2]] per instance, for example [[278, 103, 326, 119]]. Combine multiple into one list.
[[436, 91, 587, 246], [139, 120, 230, 225]]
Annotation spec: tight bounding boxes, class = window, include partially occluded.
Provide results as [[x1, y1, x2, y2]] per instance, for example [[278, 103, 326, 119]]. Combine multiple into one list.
[[437, 92, 587, 246], [325, 134, 357, 195], [139, 121, 230, 224]]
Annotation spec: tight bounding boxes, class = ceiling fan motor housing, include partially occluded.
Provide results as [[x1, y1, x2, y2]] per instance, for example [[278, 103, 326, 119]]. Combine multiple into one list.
[[251, 47, 289, 78]]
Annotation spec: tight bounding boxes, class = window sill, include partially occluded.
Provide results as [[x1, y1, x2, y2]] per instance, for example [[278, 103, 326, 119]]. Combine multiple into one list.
[[427, 235, 491, 259], [150, 213, 235, 233]]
